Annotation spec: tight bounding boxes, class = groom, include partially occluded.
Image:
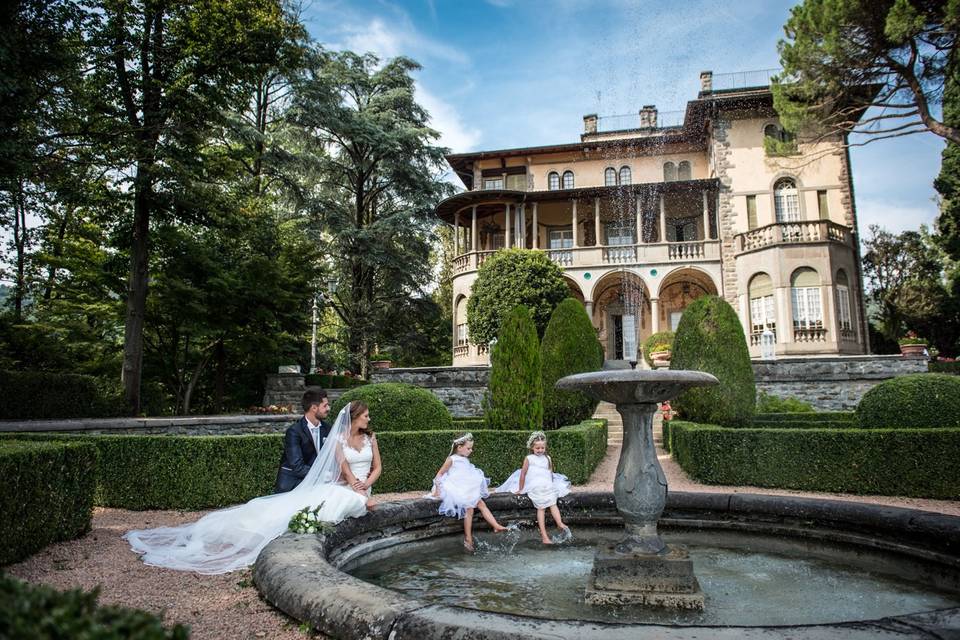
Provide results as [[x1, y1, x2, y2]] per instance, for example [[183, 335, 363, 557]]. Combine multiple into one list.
[[274, 387, 331, 493]]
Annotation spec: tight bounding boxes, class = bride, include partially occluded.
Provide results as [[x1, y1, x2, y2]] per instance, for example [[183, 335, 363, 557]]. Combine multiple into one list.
[[125, 401, 381, 574]]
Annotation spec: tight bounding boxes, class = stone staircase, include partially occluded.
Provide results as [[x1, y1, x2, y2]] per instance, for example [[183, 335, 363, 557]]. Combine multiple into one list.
[[592, 401, 665, 449]]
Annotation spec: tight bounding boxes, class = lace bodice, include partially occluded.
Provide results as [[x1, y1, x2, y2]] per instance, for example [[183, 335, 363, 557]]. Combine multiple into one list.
[[340, 435, 373, 482]]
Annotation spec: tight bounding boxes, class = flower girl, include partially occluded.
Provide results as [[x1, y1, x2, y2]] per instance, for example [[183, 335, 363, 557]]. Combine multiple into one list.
[[497, 431, 571, 544], [430, 432, 508, 551]]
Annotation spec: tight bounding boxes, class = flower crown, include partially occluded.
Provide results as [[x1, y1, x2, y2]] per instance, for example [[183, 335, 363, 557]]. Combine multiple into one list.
[[453, 432, 473, 446], [527, 431, 547, 449]]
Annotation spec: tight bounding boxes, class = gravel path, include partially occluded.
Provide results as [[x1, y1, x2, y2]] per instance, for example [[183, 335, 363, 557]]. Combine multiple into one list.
[[8, 415, 958, 639]]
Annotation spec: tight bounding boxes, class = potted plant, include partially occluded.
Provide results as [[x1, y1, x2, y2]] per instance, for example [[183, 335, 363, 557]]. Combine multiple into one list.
[[898, 332, 928, 358], [649, 342, 672, 368]]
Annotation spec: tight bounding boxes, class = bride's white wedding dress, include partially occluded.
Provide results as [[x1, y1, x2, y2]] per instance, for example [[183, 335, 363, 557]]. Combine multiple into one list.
[[125, 403, 370, 574]]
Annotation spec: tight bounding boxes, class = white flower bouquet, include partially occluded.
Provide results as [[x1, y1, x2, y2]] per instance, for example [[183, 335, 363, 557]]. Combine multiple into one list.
[[288, 503, 334, 534]]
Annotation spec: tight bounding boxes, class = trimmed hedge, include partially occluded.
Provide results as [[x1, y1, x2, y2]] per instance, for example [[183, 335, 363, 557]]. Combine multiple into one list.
[[750, 412, 855, 423], [1, 420, 607, 510], [540, 298, 602, 429], [0, 370, 123, 420], [668, 420, 960, 499], [929, 361, 960, 375], [376, 419, 607, 493], [331, 382, 452, 433], [756, 390, 815, 413], [452, 418, 485, 430], [856, 373, 960, 429], [304, 373, 368, 389], [669, 296, 756, 425], [642, 331, 675, 367], [485, 306, 543, 431], [1, 440, 97, 566], [0, 575, 188, 639]]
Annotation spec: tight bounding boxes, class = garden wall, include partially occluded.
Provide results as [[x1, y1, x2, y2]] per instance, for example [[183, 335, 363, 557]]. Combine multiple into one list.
[[369, 366, 490, 417], [0, 413, 297, 436]]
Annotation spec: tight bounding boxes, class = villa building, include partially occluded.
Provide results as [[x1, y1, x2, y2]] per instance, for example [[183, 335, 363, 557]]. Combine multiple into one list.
[[436, 69, 870, 366]]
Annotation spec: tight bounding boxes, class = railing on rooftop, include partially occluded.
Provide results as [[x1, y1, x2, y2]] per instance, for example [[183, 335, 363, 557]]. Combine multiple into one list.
[[596, 110, 685, 132], [711, 68, 781, 92]]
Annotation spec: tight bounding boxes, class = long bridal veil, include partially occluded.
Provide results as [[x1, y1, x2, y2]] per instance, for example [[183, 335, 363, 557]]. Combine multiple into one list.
[[125, 402, 367, 574]]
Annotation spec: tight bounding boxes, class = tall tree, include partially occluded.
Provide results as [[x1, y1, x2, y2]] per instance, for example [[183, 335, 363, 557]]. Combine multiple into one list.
[[774, 0, 960, 145], [82, 0, 287, 413], [292, 51, 449, 377]]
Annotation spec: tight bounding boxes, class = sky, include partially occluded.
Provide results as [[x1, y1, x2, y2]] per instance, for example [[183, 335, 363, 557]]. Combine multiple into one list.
[[302, 0, 945, 237]]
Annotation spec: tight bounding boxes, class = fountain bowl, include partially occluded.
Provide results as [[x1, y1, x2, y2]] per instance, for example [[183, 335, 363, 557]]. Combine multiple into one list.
[[555, 369, 718, 405]]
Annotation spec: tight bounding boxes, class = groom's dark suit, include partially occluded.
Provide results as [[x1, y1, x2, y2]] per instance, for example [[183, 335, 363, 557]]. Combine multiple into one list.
[[274, 416, 330, 493]]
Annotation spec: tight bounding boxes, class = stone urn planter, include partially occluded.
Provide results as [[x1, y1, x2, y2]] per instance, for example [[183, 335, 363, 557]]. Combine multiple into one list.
[[370, 359, 392, 370], [650, 350, 671, 369], [899, 343, 927, 358]]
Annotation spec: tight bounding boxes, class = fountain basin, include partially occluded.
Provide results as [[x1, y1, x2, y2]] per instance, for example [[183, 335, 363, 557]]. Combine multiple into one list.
[[252, 492, 960, 639]]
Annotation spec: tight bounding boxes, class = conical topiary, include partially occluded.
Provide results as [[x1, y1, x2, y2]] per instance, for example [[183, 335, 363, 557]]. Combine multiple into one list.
[[541, 298, 603, 429], [484, 305, 543, 430], [669, 295, 756, 425]]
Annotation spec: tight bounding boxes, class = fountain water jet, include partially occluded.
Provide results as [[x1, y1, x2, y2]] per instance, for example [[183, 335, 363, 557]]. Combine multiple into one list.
[[557, 368, 717, 609]]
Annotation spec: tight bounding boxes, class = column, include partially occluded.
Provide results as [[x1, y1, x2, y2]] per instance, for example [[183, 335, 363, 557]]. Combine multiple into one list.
[[824, 284, 838, 345], [519, 204, 526, 249], [572, 199, 579, 247], [470, 205, 477, 253], [532, 202, 539, 249], [594, 197, 601, 247], [505, 204, 512, 248], [650, 298, 661, 333], [585, 300, 595, 326], [702, 190, 710, 240], [453, 212, 460, 255], [635, 196, 643, 243], [775, 287, 792, 344], [659, 194, 667, 242]]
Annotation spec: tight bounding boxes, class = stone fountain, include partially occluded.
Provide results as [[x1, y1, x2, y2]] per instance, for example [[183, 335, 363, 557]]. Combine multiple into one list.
[[556, 369, 718, 609]]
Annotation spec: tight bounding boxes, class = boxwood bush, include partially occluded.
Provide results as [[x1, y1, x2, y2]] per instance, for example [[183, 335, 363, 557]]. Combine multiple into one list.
[[756, 390, 815, 413], [331, 382, 452, 433], [670, 296, 756, 425], [541, 298, 602, 429], [1, 440, 97, 566], [642, 331, 675, 367], [856, 373, 960, 429], [0, 371, 124, 420], [304, 373, 368, 389], [0, 575, 188, 639], [928, 361, 960, 375], [668, 420, 960, 499]]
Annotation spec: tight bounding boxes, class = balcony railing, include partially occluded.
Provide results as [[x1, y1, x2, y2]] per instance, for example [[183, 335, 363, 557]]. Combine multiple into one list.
[[453, 254, 470, 273], [794, 327, 827, 343], [736, 220, 853, 253], [711, 68, 780, 91]]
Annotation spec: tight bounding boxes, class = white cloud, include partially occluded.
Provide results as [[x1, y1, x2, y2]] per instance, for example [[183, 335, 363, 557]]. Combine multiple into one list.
[[417, 83, 482, 153], [337, 17, 469, 65], [856, 198, 939, 235]]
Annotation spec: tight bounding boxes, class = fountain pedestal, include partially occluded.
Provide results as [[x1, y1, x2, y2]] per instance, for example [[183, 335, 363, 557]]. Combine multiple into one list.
[[556, 370, 718, 610]]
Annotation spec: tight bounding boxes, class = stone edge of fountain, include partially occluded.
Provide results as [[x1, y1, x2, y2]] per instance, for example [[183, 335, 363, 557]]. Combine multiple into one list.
[[252, 492, 960, 640]]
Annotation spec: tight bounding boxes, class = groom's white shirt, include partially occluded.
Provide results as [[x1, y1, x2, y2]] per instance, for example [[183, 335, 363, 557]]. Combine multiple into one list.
[[305, 416, 321, 452]]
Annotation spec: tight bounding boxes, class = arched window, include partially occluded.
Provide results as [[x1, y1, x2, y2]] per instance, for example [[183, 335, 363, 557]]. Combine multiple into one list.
[[748, 273, 776, 339], [663, 162, 677, 182], [774, 178, 800, 222], [791, 268, 823, 334], [604, 167, 617, 186], [562, 170, 575, 189], [455, 296, 470, 346], [548, 171, 560, 190], [836, 269, 852, 333], [619, 165, 632, 185], [677, 161, 691, 181]]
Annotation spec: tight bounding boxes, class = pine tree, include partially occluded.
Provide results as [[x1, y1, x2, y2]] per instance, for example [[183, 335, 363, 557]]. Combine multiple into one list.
[[540, 298, 602, 429], [484, 306, 543, 431]]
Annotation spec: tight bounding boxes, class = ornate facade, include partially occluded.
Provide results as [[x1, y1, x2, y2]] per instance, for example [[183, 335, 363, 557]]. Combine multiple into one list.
[[437, 70, 870, 366]]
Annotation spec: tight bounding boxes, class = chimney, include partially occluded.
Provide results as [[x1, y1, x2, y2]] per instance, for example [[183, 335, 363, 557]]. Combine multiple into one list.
[[639, 105, 657, 128], [583, 113, 598, 135], [700, 70, 713, 93]]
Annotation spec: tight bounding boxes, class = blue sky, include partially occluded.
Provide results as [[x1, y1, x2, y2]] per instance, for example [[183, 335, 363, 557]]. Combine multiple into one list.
[[303, 0, 944, 236]]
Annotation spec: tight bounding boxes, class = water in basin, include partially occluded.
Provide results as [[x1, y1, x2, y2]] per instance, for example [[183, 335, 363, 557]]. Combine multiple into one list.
[[349, 526, 960, 626]]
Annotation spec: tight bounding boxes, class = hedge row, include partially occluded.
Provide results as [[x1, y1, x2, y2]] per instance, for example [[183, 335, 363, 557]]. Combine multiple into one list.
[[929, 361, 960, 375], [750, 412, 855, 423], [1, 420, 606, 510], [667, 421, 960, 499], [0, 575, 188, 639], [303, 374, 368, 389], [0, 370, 124, 420], [1, 440, 97, 566]]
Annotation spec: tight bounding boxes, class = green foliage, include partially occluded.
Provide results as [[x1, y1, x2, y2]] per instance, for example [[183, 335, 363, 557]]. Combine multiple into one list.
[[756, 390, 815, 414], [376, 419, 607, 492], [762, 136, 799, 157], [0, 370, 124, 419], [670, 295, 756, 425], [0, 575, 188, 639], [484, 306, 543, 431], [669, 420, 960, 499], [303, 374, 368, 389], [331, 383, 452, 433], [642, 331, 675, 367], [929, 361, 960, 375], [0, 440, 96, 565], [856, 374, 960, 429], [466, 249, 569, 345], [540, 298, 603, 429]]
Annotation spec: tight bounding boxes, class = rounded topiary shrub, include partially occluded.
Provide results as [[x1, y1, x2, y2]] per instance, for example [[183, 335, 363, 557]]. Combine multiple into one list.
[[331, 383, 452, 432], [642, 331, 675, 367], [484, 305, 543, 430], [670, 295, 756, 425], [856, 373, 960, 429], [467, 249, 569, 345], [541, 298, 603, 429]]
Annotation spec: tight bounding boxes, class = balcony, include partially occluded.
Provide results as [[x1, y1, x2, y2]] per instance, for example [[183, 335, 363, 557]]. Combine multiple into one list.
[[735, 220, 853, 254]]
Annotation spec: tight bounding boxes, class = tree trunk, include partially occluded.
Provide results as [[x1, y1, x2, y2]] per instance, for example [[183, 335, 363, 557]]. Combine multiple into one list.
[[12, 179, 27, 320], [122, 161, 153, 415], [43, 205, 71, 300]]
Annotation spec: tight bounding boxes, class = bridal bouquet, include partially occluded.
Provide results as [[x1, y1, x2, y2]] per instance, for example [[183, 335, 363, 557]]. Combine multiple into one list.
[[288, 504, 334, 534]]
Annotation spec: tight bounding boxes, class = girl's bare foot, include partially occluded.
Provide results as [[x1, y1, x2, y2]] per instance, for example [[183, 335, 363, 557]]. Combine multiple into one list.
[[492, 524, 508, 533], [463, 538, 475, 552], [541, 537, 553, 545]]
